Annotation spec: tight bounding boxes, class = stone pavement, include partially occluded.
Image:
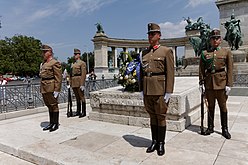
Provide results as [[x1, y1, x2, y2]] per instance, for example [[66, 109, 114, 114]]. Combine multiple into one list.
[[0, 96, 248, 165]]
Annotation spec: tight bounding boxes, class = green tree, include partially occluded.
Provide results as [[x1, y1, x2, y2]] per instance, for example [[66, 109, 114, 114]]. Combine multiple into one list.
[[0, 35, 43, 76]]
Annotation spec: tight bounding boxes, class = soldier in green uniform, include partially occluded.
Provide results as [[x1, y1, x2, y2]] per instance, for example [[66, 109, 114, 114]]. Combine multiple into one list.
[[40, 44, 62, 132], [199, 29, 233, 139], [69, 49, 87, 117], [139, 23, 175, 156]]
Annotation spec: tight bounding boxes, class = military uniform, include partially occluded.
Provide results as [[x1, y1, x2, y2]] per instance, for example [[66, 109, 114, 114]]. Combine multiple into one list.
[[140, 23, 174, 156], [199, 29, 233, 139], [70, 49, 87, 117], [40, 44, 62, 132]]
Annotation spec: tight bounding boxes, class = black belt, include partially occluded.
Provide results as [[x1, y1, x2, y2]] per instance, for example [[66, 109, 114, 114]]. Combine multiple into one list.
[[41, 77, 54, 80], [207, 68, 225, 74], [72, 74, 81, 77], [144, 72, 165, 77]]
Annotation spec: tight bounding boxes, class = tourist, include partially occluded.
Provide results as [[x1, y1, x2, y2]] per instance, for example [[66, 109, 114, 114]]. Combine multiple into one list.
[[69, 48, 87, 117], [199, 29, 233, 139], [40, 44, 62, 132], [139, 23, 175, 156], [0, 74, 7, 106]]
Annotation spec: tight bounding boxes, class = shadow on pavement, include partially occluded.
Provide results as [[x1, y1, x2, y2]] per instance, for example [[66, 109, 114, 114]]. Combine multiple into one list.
[[122, 134, 150, 148]]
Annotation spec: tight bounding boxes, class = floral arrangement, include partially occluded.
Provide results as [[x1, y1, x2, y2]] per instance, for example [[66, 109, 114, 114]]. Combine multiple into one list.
[[117, 53, 141, 92]]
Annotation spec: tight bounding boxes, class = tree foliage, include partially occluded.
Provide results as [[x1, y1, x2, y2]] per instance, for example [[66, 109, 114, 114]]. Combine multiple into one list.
[[0, 35, 43, 76]]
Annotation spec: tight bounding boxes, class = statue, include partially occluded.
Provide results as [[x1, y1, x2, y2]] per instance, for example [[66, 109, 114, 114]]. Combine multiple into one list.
[[188, 18, 211, 56], [184, 16, 209, 32], [184, 17, 193, 31], [95, 23, 104, 33], [222, 12, 242, 50]]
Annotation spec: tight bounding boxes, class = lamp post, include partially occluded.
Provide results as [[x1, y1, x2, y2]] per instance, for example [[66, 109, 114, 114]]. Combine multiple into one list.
[[84, 45, 90, 73]]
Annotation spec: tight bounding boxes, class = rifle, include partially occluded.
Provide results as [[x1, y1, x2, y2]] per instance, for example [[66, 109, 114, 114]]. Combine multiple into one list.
[[200, 90, 205, 135], [66, 77, 73, 117]]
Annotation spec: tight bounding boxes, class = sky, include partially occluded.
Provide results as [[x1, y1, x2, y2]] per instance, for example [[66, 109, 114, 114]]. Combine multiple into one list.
[[0, 0, 219, 62]]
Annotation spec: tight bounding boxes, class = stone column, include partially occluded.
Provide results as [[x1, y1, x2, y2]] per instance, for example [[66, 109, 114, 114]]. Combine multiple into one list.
[[92, 34, 109, 74], [111, 47, 119, 73]]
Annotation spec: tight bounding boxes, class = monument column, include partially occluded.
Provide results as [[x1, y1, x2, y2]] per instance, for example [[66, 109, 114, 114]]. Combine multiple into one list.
[[92, 33, 109, 74]]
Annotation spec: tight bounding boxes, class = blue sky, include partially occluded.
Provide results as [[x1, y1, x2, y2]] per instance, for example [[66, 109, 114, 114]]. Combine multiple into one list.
[[0, 0, 219, 62]]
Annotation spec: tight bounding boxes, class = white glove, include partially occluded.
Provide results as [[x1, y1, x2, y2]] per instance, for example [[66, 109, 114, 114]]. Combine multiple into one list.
[[225, 86, 231, 95], [80, 86, 85, 91], [199, 85, 205, 95], [164, 93, 172, 103], [67, 85, 70, 89], [140, 91, 144, 99], [53, 91, 59, 98]]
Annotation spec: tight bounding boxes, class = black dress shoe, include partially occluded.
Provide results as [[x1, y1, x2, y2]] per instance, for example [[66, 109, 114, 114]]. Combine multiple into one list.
[[146, 140, 157, 153], [157, 142, 165, 156], [202, 127, 214, 135], [49, 124, 59, 132], [43, 123, 54, 131], [79, 113, 86, 118], [222, 128, 231, 139]]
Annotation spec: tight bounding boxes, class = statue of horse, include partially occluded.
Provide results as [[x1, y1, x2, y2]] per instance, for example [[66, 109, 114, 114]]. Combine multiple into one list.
[[225, 23, 242, 50], [189, 37, 202, 56]]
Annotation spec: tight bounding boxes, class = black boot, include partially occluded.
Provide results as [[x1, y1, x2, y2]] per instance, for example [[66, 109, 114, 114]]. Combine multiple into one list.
[[75, 101, 81, 116], [146, 125, 158, 153], [79, 102, 86, 118], [203, 110, 215, 135], [50, 112, 59, 132], [221, 111, 231, 139], [157, 126, 166, 156], [43, 111, 54, 131]]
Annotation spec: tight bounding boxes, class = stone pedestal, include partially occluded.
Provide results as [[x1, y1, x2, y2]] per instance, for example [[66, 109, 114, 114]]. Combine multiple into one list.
[[89, 77, 201, 132]]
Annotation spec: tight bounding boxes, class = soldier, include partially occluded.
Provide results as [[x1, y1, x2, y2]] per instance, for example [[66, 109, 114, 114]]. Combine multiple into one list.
[[199, 29, 233, 139], [69, 48, 87, 118], [40, 44, 62, 132], [139, 23, 175, 156]]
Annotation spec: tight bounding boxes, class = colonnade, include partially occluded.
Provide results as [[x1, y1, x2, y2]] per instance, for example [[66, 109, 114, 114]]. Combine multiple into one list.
[[92, 32, 191, 74]]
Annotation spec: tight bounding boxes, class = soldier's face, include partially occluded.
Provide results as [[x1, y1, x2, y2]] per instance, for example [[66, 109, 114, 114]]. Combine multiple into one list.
[[148, 32, 161, 46], [210, 37, 221, 48], [42, 50, 52, 60], [74, 53, 80, 59]]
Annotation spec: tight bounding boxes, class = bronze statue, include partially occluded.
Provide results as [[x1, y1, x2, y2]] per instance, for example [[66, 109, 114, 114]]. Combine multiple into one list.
[[222, 13, 242, 50], [188, 17, 211, 56], [95, 23, 104, 33], [184, 17, 193, 31]]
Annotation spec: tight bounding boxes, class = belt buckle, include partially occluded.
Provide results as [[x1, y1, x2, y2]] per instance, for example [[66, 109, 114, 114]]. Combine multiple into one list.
[[147, 72, 152, 77]]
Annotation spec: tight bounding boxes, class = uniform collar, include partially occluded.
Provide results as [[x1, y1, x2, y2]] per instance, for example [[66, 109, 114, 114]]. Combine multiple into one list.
[[211, 46, 221, 51], [149, 44, 160, 51]]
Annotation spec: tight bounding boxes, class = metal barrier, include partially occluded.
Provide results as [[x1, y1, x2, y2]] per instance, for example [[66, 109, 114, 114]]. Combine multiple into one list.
[[0, 79, 119, 113]]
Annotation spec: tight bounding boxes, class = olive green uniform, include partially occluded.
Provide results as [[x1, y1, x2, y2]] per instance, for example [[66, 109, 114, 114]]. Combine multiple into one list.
[[199, 47, 233, 137], [70, 59, 87, 117], [140, 45, 174, 155], [40, 59, 62, 112]]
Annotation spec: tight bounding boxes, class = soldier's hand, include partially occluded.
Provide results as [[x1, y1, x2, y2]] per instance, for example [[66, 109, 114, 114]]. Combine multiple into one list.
[[53, 91, 59, 98], [225, 86, 231, 95], [164, 93, 172, 103], [199, 85, 205, 94], [67, 85, 70, 89], [80, 86, 85, 91]]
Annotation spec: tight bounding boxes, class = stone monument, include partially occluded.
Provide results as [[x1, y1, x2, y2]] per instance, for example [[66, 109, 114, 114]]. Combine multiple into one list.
[[216, 0, 248, 73]]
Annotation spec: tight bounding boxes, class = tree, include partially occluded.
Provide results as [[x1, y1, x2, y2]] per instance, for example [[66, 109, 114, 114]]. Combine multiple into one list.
[[0, 35, 43, 76]]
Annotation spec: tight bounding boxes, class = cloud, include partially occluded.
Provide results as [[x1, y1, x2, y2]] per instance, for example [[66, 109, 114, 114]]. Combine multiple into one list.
[[67, 0, 117, 16], [186, 0, 214, 8], [159, 20, 187, 38]]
